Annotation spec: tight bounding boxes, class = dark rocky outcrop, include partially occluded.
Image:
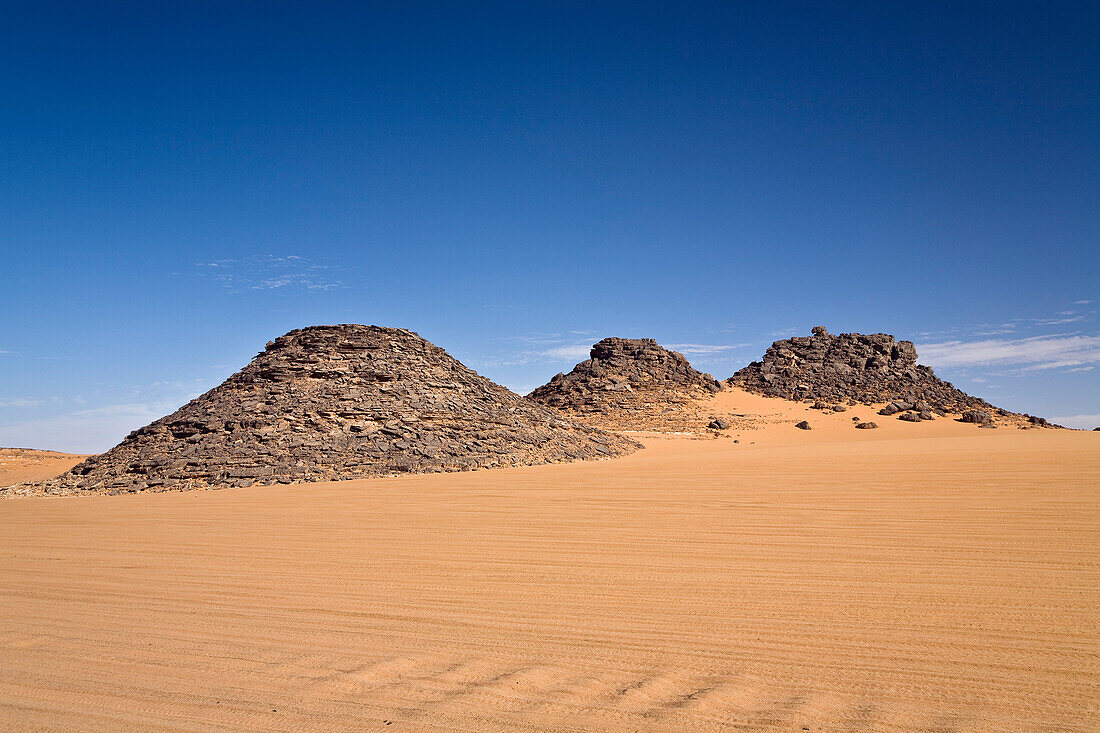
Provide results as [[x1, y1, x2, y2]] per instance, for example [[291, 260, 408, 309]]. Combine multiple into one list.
[[855, 422, 878, 429], [795, 421, 812, 430], [12, 325, 640, 496], [528, 338, 722, 431], [961, 409, 994, 425], [728, 327, 1000, 414]]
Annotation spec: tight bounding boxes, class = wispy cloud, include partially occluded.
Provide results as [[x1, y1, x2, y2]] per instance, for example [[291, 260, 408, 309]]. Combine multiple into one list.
[[468, 332, 599, 369], [495, 335, 752, 368], [1047, 413, 1100, 430], [0, 397, 201, 454], [197, 255, 344, 292], [967, 303, 1098, 336], [666, 343, 749, 355], [918, 333, 1100, 371], [538, 344, 592, 361], [0, 397, 42, 408]]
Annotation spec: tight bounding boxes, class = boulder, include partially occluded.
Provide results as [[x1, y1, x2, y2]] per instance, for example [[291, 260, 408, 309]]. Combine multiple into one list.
[[855, 422, 878, 429], [795, 420, 812, 430], [961, 410, 993, 425]]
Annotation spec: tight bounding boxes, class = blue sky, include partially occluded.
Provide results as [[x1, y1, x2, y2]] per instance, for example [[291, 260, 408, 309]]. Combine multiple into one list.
[[2, 1, 1097, 451]]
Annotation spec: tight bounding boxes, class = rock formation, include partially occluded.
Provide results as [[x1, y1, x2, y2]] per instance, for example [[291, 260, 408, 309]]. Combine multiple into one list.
[[528, 338, 722, 431], [12, 325, 639, 496], [728, 326, 1000, 414]]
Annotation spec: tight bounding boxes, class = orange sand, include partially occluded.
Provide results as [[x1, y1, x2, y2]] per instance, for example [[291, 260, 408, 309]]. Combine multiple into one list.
[[0, 448, 86, 488], [1, 389, 1097, 731]]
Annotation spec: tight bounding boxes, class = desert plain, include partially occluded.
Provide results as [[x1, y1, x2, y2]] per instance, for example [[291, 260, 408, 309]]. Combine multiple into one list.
[[1, 388, 1097, 732]]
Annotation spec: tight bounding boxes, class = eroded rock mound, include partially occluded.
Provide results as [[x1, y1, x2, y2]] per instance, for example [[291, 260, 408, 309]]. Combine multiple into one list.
[[728, 326, 999, 414], [13, 325, 639, 496], [528, 338, 722, 431]]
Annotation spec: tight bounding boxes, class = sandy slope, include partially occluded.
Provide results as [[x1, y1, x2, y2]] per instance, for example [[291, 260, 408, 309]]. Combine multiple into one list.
[[0, 390, 1097, 731], [0, 448, 87, 488]]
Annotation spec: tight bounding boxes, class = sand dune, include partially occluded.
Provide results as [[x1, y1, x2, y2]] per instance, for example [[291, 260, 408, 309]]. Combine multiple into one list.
[[1, 390, 1097, 731], [0, 448, 87, 488]]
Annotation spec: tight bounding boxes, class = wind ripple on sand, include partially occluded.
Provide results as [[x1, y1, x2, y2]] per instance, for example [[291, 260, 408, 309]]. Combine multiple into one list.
[[0, 417, 1097, 731]]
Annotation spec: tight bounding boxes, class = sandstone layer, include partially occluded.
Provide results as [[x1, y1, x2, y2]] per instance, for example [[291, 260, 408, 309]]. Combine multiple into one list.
[[528, 338, 722, 431], [11, 325, 638, 496]]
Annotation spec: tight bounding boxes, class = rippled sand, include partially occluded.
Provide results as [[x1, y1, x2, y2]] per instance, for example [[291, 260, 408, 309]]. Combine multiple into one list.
[[1, 390, 1097, 731]]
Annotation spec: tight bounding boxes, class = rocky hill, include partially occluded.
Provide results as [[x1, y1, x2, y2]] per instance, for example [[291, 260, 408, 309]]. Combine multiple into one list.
[[9, 325, 639, 496], [727, 326, 1001, 414], [528, 338, 722, 431]]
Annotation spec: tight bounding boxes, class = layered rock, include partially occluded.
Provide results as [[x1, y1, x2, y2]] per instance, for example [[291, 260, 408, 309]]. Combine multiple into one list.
[[727, 326, 998, 414], [528, 338, 722, 431], [12, 325, 639, 496]]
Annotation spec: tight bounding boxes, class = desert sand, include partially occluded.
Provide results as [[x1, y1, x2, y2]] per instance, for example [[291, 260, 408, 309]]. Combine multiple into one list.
[[1, 389, 1097, 731], [0, 448, 87, 489]]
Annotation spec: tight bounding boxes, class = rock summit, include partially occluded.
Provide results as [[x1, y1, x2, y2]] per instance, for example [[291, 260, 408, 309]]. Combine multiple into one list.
[[728, 326, 998, 414], [528, 337, 722, 431]]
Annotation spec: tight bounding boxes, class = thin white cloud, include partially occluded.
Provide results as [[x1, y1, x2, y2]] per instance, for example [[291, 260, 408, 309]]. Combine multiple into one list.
[[666, 343, 748, 355], [918, 334, 1100, 371], [500, 332, 568, 346], [1034, 315, 1085, 326], [197, 255, 344, 292], [0, 397, 43, 408], [0, 398, 197, 454], [1073, 300, 1094, 305], [1048, 413, 1100, 430], [539, 344, 592, 361]]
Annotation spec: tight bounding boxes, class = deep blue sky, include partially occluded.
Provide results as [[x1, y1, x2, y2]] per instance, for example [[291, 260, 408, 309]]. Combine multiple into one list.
[[2, 1, 1098, 450]]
